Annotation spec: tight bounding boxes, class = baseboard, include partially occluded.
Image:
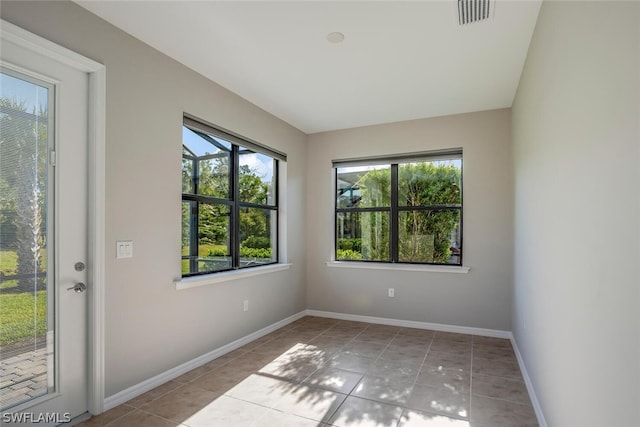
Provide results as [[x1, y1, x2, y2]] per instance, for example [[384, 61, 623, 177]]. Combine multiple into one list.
[[103, 310, 306, 411], [305, 309, 512, 338], [509, 333, 549, 427]]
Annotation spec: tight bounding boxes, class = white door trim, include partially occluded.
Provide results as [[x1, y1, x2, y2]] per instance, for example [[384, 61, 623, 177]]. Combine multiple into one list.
[[1, 19, 107, 415]]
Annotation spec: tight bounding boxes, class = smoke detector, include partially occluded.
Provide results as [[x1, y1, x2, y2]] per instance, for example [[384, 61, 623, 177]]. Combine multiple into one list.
[[327, 32, 345, 44]]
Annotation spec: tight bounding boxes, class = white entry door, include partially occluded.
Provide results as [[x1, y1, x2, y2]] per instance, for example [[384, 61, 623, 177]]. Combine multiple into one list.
[[1, 28, 90, 424]]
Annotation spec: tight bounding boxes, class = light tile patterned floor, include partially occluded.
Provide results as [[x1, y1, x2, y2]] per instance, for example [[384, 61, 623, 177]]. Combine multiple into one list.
[[79, 317, 538, 427]]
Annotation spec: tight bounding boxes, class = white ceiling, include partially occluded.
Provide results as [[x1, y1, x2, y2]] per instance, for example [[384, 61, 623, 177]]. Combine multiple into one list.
[[77, 1, 542, 134]]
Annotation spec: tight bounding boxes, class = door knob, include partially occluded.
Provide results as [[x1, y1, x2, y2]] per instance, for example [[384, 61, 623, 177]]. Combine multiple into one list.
[[67, 282, 87, 293]]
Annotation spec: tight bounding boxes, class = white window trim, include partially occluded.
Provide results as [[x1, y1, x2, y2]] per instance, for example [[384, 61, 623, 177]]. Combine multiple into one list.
[[326, 261, 470, 274], [176, 263, 292, 290]]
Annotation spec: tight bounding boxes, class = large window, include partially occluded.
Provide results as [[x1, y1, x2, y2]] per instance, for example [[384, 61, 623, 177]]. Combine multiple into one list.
[[335, 150, 462, 266], [182, 117, 283, 276]]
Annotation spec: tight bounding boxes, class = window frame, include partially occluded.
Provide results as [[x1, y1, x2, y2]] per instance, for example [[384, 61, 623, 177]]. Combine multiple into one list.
[[182, 116, 284, 277], [334, 150, 463, 266]]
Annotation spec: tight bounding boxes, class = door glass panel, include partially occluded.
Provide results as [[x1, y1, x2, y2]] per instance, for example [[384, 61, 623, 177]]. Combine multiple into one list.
[[0, 70, 54, 410]]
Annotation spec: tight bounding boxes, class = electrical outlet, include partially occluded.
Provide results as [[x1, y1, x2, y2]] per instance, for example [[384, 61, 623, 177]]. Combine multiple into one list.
[[388, 288, 395, 298], [243, 300, 249, 312]]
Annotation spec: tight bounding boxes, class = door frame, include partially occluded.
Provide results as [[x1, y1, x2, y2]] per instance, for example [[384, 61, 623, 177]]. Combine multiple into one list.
[[1, 19, 107, 415]]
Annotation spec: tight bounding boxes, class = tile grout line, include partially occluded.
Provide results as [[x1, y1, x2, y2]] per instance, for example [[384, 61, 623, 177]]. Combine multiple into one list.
[[131, 406, 185, 427], [337, 322, 374, 420], [303, 322, 396, 424], [230, 320, 337, 423], [412, 332, 434, 388], [471, 392, 534, 406], [313, 321, 367, 423], [101, 404, 138, 427], [335, 325, 415, 427], [369, 328, 398, 364], [395, 330, 435, 423]]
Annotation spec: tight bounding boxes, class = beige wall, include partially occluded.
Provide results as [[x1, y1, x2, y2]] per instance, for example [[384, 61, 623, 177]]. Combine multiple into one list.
[[512, 1, 640, 426], [10, 2, 638, 422], [306, 109, 514, 330], [1, 1, 308, 397]]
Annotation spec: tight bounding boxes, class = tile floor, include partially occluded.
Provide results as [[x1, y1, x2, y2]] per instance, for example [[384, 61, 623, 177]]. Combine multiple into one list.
[[79, 316, 538, 427]]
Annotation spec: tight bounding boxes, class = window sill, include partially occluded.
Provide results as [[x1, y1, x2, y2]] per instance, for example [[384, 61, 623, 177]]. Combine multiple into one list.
[[325, 261, 470, 274], [175, 263, 292, 290]]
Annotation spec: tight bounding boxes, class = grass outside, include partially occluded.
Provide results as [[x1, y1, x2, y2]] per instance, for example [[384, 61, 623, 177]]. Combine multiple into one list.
[[0, 250, 18, 274], [182, 244, 227, 274], [0, 250, 18, 290], [0, 250, 48, 346], [180, 243, 226, 256], [0, 249, 47, 290], [0, 290, 47, 346]]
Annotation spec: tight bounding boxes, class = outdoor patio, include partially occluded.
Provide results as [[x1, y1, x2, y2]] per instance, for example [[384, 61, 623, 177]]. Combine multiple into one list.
[[0, 344, 49, 410]]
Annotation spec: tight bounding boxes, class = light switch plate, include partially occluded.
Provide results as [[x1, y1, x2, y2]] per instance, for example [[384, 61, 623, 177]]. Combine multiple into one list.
[[116, 240, 133, 259]]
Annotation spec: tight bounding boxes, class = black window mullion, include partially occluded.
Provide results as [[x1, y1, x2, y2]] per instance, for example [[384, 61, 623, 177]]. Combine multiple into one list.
[[274, 159, 279, 264], [192, 152, 228, 162], [192, 156, 199, 198], [238, 201, 278, 210], [396, 205, 462, 212], [195, 130, 232, 153], [274, 159, 279, 209], [335, 207, 391, 213], [189, 202, 199, 273], [189, 155, 199, 273], [334, 169, 339, 260], [231, 145, 240, 269], [183, 147, 196, 158], [182, 193, 233, 206], [390, 164, 399, 262]]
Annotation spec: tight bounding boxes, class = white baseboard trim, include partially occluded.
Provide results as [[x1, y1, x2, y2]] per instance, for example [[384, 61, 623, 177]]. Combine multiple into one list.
[[305, 309, 512, 339], [509, 333, 548, 427], [103, 310, 306, 411]]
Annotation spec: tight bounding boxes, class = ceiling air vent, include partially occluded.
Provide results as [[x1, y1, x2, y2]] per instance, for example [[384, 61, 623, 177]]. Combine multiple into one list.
[[458, 0, 492, 25]]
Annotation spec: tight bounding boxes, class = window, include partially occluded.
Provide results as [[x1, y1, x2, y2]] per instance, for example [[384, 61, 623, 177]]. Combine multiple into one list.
[[181, 116, 284, 276], [335, 150, 462, 266]]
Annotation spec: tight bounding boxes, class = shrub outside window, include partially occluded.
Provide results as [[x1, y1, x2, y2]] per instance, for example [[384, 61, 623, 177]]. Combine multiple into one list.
[[335, 151, 462, 266], [182, 116, 283, 276]]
